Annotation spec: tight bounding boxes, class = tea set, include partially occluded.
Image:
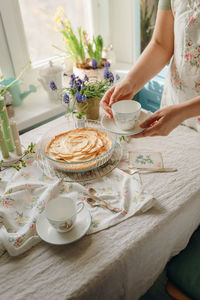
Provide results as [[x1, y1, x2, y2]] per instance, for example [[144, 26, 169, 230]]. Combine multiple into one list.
[[36, 100, 151, 244]]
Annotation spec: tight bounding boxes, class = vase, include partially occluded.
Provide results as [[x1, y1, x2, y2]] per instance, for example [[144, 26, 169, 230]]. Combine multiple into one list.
[[73, 114, 86, 128], [76, 97, 101, 120]]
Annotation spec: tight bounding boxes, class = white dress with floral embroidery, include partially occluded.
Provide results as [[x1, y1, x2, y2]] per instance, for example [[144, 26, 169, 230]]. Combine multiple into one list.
[[161, 0, 200, 131]]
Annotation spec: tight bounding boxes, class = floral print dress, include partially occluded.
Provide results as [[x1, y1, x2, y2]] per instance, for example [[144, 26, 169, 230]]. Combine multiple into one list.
[[161, 0, 200, 131]]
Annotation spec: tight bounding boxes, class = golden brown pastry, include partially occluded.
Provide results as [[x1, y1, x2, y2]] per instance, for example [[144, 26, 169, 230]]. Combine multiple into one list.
[[46, 128, 113, 171]]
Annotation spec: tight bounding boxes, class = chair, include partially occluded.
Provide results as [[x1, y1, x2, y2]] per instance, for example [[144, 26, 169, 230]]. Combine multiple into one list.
[[166, 227, 200, 300]]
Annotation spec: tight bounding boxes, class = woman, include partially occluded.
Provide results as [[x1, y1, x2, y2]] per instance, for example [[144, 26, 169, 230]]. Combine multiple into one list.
[[101, 0, 200, 137]]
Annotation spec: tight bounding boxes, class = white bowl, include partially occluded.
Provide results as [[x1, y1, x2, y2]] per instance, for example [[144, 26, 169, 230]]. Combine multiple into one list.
[[112, 100, 141, 131]]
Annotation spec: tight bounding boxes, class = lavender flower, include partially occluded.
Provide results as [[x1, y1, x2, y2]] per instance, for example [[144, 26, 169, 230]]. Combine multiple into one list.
[[84, 74, 89, 82], [75, 91, 87, 103], [92, 59, 97, 69], [104, 68, 110, 79], [70, 73, 75, 80], [49, 81, 57, 90], [63, 93, 69, 103], [104, 69, 114, 83], [104, 61, 111, 68], [109, 73, 114, 83]]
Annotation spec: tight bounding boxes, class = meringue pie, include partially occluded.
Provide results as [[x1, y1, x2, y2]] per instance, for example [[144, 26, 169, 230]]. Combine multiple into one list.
[[46, 128, 113, 171]]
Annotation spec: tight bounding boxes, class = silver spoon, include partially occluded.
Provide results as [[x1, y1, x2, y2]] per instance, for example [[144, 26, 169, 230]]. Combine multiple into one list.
[[86, 197, 121, 213], [88, 188, 122, 213]]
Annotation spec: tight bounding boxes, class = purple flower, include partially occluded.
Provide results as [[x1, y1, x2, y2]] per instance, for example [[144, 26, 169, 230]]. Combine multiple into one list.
[[84, 74, 89, 82], [70, 73, 75, 80], [92, 59, 97, 69], [63, 93, 69, 104], [104, 61, 111, 68], [104, 69, 114, 83], [104, 68, 110, 79], [75, 91, 82, 103], [49, 81, 57, 90], [75, 91, 87, 103], [116, 74, 120, 81], [109, 73, 114, 83]]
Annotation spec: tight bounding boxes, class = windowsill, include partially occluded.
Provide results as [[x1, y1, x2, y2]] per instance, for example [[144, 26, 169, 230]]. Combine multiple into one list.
[[15, 63, 132, 133], [15, 88, 66, 132]]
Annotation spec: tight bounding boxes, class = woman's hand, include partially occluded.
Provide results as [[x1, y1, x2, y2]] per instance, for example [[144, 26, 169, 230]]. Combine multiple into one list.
[[133, 105, 185, 138], [100, 77, 135, 118]]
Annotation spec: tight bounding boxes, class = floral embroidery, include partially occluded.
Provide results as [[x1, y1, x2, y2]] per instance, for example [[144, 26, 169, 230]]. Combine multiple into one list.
[[91, 217, 100, 228], [9, 234, 26, 248], [60, 183, 73, 193], [0, 196, 14, 208], [185, 41, 200, 68], [15, 211, 29, 226], [82, 196, 87, 202], [132, 189, 147, 203]]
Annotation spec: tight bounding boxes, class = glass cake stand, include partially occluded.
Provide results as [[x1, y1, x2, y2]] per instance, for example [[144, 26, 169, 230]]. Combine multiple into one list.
[[36, 142, 122, 182]]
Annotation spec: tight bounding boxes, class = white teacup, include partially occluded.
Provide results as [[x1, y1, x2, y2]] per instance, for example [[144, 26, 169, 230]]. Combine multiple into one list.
[[112, 100, 141, 131], [45, 196, 84, 233]]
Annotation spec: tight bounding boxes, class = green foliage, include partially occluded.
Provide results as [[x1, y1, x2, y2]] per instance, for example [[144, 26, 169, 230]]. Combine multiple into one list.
[[0, 142, 36, 172], [61, 26, 86, 63], [140, 0, 158, 52], [87, 35, 103, 66], [84, 79, 110, 99], [73, 111, 86, 119]]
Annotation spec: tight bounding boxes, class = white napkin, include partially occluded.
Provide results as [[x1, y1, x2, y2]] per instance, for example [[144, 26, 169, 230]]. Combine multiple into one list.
[[0, 157, 155, 256]]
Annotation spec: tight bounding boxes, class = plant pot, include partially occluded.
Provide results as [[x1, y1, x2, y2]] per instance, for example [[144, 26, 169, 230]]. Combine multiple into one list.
[[76, 97, 101, 120], [73, 65, 105, 81]]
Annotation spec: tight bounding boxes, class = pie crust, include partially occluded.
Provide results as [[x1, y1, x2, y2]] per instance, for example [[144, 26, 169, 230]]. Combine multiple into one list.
[[45, 128, 113, 172]]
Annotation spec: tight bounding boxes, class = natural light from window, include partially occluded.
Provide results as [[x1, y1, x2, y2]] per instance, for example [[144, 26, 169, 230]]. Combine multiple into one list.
[[19, 0, 91, 64]]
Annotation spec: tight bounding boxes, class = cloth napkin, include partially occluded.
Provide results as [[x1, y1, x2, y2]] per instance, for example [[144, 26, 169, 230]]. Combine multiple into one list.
[[0, 156, 155, 256]]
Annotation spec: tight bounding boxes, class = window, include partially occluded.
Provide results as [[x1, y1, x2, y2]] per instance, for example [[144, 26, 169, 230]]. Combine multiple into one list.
[[19, 0, 92, 64], [0, 0, 140, 131]]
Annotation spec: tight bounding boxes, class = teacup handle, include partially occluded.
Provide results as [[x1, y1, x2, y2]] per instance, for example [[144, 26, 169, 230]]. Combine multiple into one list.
[[76, 202, 84, 215]]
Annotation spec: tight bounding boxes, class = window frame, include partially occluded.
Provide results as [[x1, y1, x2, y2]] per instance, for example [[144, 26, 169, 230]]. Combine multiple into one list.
[[0, 0, 140, 131], [0, 0, 140, 74]]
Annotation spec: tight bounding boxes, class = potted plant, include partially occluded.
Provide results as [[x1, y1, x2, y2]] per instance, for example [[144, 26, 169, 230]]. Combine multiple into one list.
[[53, 6, 109, 80], [50, 66, 119, 121]]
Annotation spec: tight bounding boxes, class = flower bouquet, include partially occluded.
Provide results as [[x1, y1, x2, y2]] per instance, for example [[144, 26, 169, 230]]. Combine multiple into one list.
[[53, 7, 109, 80], [50, 64, 119, 120]]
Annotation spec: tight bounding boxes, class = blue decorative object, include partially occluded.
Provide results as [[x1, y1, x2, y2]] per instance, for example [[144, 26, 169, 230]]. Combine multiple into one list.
[[137, 67, 167, 112], [0, 78, 37, 107]]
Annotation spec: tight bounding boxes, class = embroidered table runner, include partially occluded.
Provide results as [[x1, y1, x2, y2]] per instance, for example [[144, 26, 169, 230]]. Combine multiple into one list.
[[0, 157, 154, 256]]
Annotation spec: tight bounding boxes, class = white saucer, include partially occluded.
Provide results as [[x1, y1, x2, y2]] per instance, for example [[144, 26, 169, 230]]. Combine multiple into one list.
[[101, 109, 152, 136], [36, 205, 91, 245]]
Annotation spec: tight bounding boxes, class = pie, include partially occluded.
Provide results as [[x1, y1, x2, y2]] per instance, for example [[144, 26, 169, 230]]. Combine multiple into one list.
[[45, 128, 113, 172]]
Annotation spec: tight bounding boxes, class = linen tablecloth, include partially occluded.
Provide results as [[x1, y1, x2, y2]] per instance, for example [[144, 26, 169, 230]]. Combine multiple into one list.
[[0, 157, 154, 256], [0, 116, 200, 300]]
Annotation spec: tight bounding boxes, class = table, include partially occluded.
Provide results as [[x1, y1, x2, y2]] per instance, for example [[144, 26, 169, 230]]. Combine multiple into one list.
[[1, 116, 200, 300]]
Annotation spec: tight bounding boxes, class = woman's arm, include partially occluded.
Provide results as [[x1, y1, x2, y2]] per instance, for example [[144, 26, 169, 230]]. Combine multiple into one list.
[[133, 96, 200, 138], [126, 9, 174, 94], [101, 8, 174, 117]]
